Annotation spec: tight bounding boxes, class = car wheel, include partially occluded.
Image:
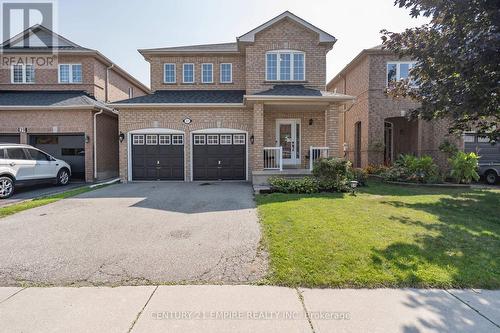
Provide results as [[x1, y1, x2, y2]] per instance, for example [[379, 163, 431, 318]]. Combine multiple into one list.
[[0, 176, 14, 199], [57, 168, 70, 186], [485, 170, 498, 185]]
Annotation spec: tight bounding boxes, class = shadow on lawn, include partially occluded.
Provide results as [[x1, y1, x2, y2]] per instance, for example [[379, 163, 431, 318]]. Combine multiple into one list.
[[371, 189, 500, 288]]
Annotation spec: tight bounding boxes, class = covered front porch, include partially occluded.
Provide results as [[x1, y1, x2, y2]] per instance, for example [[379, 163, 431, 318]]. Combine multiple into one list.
[[246, 87, 354, 185]]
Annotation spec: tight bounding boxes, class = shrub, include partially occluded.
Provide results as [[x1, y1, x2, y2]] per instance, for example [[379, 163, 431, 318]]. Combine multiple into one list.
[[268, 177, 319, 194], [439, 140, 459, 157], [365, 164, 389, 175], [382, 154, 440, 183], [351, 168, 368, 186], [312, 158, 352, 192], [449, 152, 480, 184]]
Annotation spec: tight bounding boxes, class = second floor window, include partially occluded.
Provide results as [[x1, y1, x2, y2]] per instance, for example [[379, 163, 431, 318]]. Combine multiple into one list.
[[164, 63, 176, 83], [201, 63, 213, 83], [266, 51, 305, 81], [387, 62, 416, 86], [59, 64, 82, 83], [183, 63, 194, 83], [12, 64, 35, 83], [220, 63, 232, 83]]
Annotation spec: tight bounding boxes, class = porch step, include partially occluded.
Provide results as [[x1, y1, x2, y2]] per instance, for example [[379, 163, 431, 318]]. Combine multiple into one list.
[[253, 185, 272, 194]]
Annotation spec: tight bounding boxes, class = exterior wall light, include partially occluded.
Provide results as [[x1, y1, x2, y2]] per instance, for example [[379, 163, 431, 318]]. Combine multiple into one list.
[[119, 132, 125, 143], [250, 135, 255, 144], [309, 119, 313, 126], [85, 135, 90, 144], [350, 180, 359, 196]]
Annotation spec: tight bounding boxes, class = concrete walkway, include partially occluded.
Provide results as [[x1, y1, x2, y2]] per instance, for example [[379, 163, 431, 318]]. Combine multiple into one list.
[[0, 286, 498, 333]]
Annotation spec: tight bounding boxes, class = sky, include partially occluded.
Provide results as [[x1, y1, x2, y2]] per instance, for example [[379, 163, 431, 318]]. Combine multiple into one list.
[[47, 0, 428, 87]]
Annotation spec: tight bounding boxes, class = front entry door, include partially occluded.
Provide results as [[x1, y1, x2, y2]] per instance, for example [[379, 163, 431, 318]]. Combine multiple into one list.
[[276, 119, 301, 166]]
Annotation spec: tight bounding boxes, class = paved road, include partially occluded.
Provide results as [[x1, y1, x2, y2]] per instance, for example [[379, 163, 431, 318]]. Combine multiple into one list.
[[0, 182, 266, 286], [0, 286, 498, 333], [0, 181, 85, 207]]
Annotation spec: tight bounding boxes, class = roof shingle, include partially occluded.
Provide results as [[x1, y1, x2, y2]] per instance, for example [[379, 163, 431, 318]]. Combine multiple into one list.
[[114, 90, 246, 104], [0, 91, 109, 109]]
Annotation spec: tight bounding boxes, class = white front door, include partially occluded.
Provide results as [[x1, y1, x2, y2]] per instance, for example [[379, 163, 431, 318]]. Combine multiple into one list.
[[276, 119, 301, 165]]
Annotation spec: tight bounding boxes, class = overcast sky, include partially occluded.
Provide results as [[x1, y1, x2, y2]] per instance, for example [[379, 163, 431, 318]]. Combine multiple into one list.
[[51, 0, 428, 87]]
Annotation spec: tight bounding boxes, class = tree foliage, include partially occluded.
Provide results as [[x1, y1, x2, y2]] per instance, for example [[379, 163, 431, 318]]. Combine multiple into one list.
[[381, 0, 500, 141]]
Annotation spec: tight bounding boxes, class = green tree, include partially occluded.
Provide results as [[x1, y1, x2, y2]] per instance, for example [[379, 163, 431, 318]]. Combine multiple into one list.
[[381, 0, 499, 141]]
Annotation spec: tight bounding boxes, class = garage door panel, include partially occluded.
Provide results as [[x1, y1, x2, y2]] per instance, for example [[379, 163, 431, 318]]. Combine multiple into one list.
[[131, 133, 184, 181], [0, 134, 20, 143], [193, 133, 246, 181]]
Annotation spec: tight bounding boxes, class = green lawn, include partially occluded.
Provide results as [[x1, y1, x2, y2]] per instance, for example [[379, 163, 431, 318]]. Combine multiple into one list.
[[256, 181, 500, 288], [0, 186, 99, 219]]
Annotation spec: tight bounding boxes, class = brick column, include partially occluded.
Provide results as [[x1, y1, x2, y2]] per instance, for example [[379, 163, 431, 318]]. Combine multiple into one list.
[[325, 103, 341, 157], [252, 102, 264, 171]]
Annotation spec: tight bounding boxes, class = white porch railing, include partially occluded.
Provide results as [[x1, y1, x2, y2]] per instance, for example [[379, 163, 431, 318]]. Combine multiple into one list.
[[309, 147, 331, 170], [263, 147, 283, 171]]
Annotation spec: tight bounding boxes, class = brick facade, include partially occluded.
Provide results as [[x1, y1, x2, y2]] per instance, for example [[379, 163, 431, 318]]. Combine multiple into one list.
[[328, 49, 460, 169]]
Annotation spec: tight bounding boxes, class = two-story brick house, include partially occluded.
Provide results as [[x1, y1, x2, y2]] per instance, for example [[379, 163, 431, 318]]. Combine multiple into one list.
[[327, 45, 458, 169], [0, 25, 149, 182], [114, 11, 353, 183]]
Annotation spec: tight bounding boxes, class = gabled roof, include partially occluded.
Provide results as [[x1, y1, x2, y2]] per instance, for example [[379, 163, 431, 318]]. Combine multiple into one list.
[[238, 11, 336, 44], [0, 25, 150, 93], [0, 91, 113, 111], [139, 42, 238, 55], [113, 90, 246, 106], [246, 84, 354, 103], [0, 24, 89, 51]]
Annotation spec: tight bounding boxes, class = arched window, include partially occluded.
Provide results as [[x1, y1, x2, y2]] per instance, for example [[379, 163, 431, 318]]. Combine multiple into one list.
[[265, 50, 305, 81]]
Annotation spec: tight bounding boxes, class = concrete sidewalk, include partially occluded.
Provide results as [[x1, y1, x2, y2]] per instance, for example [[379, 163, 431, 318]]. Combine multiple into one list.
[[0, 286, 498, 333]]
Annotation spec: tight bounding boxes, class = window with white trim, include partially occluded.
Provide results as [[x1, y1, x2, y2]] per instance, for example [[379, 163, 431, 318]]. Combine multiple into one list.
[[194, 135, 206, 145], [220, 134, 232, 145], [183, 63, 194, 83], [201, 63, 213, 83], [132, 135, 144, 145], [233, 134, 245, 145], [266, 51, 305, 81], [387, 62, 417, 87], [164, 63, 176, 83], [12, 64, 35, 83], [172, 135, 184, 145], [146, 135, 158, 145], [59, 64, 82, 83], [207, 135, 219, 145], [220, 63, 232, 83], [159, 135, 171, 145]]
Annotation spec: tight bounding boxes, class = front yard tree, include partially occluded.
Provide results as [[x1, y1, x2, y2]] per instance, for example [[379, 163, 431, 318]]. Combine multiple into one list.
[[381, 0, 500, 141]]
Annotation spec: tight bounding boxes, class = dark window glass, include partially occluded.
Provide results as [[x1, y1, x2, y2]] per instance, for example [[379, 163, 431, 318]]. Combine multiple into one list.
[[6, 148, 29, 160], [35, 136, 59, 144], [0, 149, 5, 159], [27, 149, 51, 161], [61, 148, 85, 156]]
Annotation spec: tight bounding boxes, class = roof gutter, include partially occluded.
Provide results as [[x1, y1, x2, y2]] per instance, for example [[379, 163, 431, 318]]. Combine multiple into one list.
[[0, 105, 115, 112], [243, 94, 355, 103]]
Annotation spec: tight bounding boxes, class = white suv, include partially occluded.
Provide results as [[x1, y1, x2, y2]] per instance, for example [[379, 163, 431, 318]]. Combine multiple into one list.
[[0, 144, 72, 199]]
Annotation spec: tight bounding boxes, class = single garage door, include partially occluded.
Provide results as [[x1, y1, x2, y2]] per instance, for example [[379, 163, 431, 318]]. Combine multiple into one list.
[[131, 134, 184, 180], [29, 134, 85, 180], [464, 134, 500, 164], [0, 134, 20, 143], [193, 133, 246, 181]]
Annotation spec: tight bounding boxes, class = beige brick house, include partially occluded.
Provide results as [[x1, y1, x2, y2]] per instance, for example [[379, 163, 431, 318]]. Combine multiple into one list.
[[327, 45, 459, 169], [114, 11, 353, 183], [0, 25, 149, 182]]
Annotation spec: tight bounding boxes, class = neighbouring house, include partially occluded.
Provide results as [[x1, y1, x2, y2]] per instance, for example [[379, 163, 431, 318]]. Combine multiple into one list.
[[0, 25, 149, 182], [113, 11, 354, 184], [327, 45, 461, 169]]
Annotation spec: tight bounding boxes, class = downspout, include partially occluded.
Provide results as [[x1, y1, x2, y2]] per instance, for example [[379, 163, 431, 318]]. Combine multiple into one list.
[[105, 64, 115, 103], [93, 109, 104, 180]]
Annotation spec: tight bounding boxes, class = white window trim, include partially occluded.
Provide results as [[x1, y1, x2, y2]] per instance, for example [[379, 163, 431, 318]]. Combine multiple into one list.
[[58, 64, 82, 84], [206, 134, 219, 145], [220, 134, 232, 145], [193, 134, 206, 145], [145, 134, 158, 145], [183, 63, 195, 83], [220, 63, 233, 83], [386, 61, 417, 87], [11, 64, 35, 84], [159, 134, 171, 145], [171, 134, 184, 145], [132, 135, 144, 145], [164, 63, 176, 84], [233, 134, 246, 145], [265, 50, 306, 82], [201, 63, 213, 84]]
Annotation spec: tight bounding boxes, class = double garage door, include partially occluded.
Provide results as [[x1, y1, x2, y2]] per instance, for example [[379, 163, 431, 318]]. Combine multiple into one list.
[[130, 132, 246, 181]]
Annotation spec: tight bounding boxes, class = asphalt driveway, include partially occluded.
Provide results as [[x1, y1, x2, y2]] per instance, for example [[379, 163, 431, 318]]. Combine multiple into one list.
[[0, 182, 266, 286]]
